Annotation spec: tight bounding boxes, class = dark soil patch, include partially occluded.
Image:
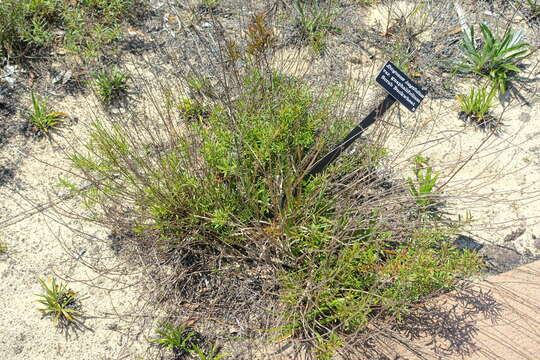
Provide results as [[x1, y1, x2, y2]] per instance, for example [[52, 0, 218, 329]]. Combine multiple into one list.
[[0, 166, 15, 187]]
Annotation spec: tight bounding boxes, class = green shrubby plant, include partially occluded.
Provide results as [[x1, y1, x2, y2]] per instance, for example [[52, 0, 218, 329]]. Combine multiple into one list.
[[0, 0, 138, 58], [67, 21, 483, 356], [0, 1, 43, 56], [459, 23, 529, 94], [73, 70, 347, 239]]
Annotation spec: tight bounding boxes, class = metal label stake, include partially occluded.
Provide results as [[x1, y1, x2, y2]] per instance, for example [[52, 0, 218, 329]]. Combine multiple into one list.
[[304, 61, 427, 180]]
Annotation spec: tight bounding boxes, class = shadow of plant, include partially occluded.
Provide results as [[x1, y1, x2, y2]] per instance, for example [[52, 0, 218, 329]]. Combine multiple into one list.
[[362, 284, 503, 359]]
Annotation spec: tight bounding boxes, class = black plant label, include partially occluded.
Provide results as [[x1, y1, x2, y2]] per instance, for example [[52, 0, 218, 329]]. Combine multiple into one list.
[[376, 61, 427, 112]]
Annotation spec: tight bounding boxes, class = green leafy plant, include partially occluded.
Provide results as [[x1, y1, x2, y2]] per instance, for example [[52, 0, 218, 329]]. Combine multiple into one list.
[[457, 87, 496, 123], [407, 155, 440, 215], [35, 278, 81, 327], [90, 67, 129, 104], [459, 23, 529, 94], [69, 54, 482, 357], [313, 332, 343, 360], [153, 323, 199, 357], [280, 223, 482, 346], [29, 92, 65, 134], [293, 0, 340, 53], [72, 70, 346, 240]]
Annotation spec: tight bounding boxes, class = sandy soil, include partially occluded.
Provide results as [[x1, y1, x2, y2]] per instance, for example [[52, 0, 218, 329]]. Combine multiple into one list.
[[0, 90, 160, 358], [1, 1, 540, 359]]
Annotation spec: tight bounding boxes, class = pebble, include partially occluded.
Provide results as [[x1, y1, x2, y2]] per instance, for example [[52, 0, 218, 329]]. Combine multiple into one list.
[[3, 65, 18, 76], [4, 76, 16, 87], [110, 107, 126, 114], [52, 72, 64, 84], [1, 64, 19, 88], [51, 70, 72, 85], [519, 112, 531, 122]]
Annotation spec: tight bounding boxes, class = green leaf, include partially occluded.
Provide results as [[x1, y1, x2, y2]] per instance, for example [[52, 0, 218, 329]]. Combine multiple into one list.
[[500, 63, 520, 72]]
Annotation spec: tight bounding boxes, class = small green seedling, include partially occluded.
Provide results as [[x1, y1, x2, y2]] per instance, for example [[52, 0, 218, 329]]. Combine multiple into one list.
[[152, 323, 198, 356], [0, 241, 7, 254], [457, 87, 496, 123], [191, 343, 225, 360], [198, 0, 221, 11], [178, 97, 209, 122], [35, 278, 81, 327], [407, 155, 440, 216], [29, 92, 65, 134], [187, 75, 214, 98], [90, 67, 129, 104], [459, 23, 529, 94], [356, 0, 378, 5], [526, 0, 540, 18], [293, 0, 340, 53]]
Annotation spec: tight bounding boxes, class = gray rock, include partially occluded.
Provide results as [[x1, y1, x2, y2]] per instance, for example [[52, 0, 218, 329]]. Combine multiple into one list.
[[454, 234, 484, 251], [479, 244, 522, 273]]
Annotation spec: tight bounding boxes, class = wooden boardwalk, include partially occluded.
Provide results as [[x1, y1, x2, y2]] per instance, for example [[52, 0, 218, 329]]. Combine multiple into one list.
[[372, 260, 540, 359]]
